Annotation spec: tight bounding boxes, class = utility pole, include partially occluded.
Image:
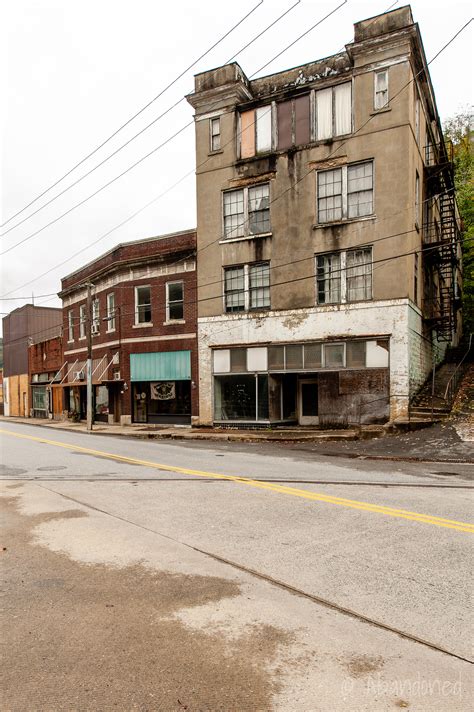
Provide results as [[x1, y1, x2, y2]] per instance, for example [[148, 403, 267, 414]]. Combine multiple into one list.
[[86, 282, 94, 432]]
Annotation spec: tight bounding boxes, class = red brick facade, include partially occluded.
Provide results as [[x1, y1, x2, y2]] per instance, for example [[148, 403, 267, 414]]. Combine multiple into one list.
[[28, 336, 63, 377], [59, 230, 198, 424]]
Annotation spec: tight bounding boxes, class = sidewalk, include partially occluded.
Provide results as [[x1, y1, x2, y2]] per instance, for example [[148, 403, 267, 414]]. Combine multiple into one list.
[[0, 416, 360, 442], [1, 412, 472, 462]]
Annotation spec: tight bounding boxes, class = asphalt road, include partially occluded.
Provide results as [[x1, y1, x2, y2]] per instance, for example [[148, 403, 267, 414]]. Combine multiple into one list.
[[1, 421, 473, 711]]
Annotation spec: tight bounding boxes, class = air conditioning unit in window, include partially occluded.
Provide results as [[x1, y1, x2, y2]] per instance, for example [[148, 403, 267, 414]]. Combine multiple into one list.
[[113, 371, 121, 381], [91, 323, 100, 335], [74, 370, 85, 381]]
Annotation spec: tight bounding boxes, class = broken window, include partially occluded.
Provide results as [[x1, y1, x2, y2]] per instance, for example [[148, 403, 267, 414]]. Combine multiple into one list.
[[316, 247, 372, 304], [224, 262, 270, 313], [224, 267, 245, 312], [316, 253, 341, 304], [239, 105, 272, 158], [223, 183, 270, 239], [317, 161, 373, 223], [230, 348, 247, 373]]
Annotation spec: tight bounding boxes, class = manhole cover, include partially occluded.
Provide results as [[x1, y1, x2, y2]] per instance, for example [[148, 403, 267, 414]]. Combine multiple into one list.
[[36, 466, 67, 472]]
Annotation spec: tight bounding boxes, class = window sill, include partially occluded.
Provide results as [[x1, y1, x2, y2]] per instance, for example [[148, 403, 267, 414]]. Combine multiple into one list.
[[79, 337, 86, 341], [219, 232, 272, 244], [67, 340, 74, 344], [370, 107, 391, 115], [313, 216, 376, 229], [106, 329, 116, 334], [208, 149, 223, 156], [132, 322, 153, 328], [163, 319, 186, 326]]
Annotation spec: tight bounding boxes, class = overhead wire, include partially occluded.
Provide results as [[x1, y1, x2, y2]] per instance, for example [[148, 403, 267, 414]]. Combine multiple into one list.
[[0, 0, 264, 229], [0, 1, 302, 239]]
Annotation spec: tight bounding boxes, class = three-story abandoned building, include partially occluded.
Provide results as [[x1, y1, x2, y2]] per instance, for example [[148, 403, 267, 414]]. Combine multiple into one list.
[[186, 5, 461, 427]]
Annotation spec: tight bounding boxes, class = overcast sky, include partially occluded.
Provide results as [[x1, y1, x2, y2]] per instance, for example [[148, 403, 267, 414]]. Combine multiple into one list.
[[1, 0, 472, 329]]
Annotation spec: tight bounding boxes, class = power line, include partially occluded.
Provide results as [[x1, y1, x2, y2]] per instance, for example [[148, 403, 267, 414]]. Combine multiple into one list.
[[5, 13, 470, 306], [0, 1, 302, 239], [1, 0, 345, 257], [0, 0, 264, 230], [58, 234, 472, 325]]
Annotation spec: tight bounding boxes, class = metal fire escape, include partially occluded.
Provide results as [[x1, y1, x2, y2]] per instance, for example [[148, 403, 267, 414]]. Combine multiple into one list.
[[423, 139, 461, 342]]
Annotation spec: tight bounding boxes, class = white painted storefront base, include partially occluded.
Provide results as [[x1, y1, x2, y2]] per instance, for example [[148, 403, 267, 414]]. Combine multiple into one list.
[[197, 299, 437, 426]]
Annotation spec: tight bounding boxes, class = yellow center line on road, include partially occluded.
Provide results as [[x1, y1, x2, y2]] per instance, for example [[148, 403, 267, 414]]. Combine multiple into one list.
[[2, 427, 473, 534]]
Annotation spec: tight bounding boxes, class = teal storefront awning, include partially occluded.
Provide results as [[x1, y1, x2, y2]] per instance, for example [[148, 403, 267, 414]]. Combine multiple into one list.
[[130, 351, 191, 381]]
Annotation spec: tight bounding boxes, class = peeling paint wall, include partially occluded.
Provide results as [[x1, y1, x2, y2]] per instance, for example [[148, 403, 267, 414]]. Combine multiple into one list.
[[197, 299, 414, 425]]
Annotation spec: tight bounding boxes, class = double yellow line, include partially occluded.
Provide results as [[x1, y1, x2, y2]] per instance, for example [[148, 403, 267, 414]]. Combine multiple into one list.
[[2, 428, 473, 533]]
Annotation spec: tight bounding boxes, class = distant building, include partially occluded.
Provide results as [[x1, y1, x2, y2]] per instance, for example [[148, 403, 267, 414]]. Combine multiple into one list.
[[186, 5, 461, 427], [3, 305, 62, 417], [28, 336, 64, 419], [58, 230, 198, 425]]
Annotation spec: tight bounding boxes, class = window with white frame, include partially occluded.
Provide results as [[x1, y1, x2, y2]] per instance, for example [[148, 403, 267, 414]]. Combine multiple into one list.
[[374, 70, 388, 109], [210, 117, 221, 152], [317, 161, 374, 223], [92, 299, 100, 333], [315, 82, 352, 140], [223, 183, 270, 239], [135, 286, 152, 324], [68, 310, 74, 341], [239, 105, 272, 158], [79, 304, 86, 338], [224, 262, 270, 312], [316, 247, 372, 304], [166, 281, 184, 321], [106, 293, 116, 331]]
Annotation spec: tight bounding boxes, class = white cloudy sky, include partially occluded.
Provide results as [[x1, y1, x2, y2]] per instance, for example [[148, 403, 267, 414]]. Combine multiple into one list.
[[1, 0, 472, 327]]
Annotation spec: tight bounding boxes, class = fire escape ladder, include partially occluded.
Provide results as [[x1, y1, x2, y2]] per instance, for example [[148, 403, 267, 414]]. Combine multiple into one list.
[[423, 140, 460, 342]]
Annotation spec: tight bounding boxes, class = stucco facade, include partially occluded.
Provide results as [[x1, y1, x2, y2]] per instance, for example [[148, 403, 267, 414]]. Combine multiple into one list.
[[186, 6, 461, 426]]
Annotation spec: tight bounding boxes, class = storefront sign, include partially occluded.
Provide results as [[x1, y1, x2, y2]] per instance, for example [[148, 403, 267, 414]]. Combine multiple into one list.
[[150, 382, 176, 400]]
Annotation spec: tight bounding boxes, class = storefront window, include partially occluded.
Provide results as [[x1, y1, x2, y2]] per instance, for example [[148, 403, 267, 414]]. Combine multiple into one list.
[[214, 375, 269, 422], [214, 375, 256, 421], [95, 385, 109, 417], [32, 387, 47, 411]]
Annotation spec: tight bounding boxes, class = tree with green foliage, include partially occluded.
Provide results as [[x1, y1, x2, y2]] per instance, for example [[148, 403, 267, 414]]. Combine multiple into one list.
[[443, 108, 473, 336]]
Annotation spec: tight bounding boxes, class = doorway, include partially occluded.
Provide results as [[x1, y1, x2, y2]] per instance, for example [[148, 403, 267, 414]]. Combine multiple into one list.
[[298, 378, 319, 425]]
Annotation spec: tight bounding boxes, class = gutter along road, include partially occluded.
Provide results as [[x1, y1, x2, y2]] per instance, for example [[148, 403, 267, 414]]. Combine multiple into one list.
[[2, 421, 473, 710]]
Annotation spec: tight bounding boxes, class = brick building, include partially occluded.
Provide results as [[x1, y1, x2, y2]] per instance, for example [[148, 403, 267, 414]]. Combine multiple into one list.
[[58, 230, 198, 425], [3, 305, 62, 417], [186, 5, 462, 427], [28, 336, 64, 418]]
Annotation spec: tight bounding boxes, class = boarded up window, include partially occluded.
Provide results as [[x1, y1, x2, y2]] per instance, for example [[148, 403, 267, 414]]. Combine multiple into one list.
[[256, 106, 272, 153], [277, 101, 292, 150], [240, 110, 255, 158], [294, 95, 310, 145]]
